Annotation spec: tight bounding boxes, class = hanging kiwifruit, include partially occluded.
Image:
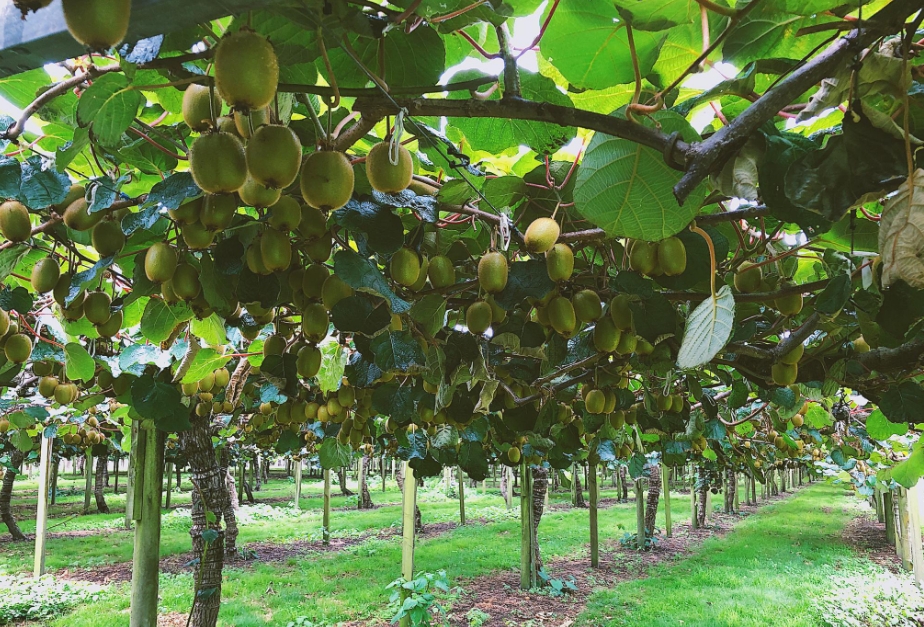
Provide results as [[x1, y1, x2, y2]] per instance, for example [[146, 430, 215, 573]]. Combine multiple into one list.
[[247, 124, 302, 189], [233, 107, 270, 139], [628, 240, 658, 275], [260, 228, 293, 273], [168, 197, 203, 225], [524, 217, 560, 254], [366, 142, 413, 194], [238, 176, 281, 209], [83, 291, 112, 325], [300, 151, 355, 211], [547, 296, 577, 336], [38, 375, 58, 399], [96, 310, 122, 337], [427, 256, 455, 289], [734, 261, 763, 293], [390, 247, 420, 287], [62, 197, 103, 232], [181, 221, 216, 250], [91, 221, 125, 257], [144, 242, 178, 284], [62, 0, 131, 49], [302, 264, 330, 299], [200, 194, 238, 231], [0, 201, 32, 242], [302, 302, 329, 342], [268, 196, 302, 232], [172, 263, 202, 301], [4, 333, 32, 363], [657, 237, 687, 277], [546, 243, 574, 282], [214, 29, 279, 111], [478, 252, 508, 293], [296, 345, 322, 378], [189, 132, 247, 194], [466, 300, 493, 335], [572, 289, 602, 322], [182, 84, 221, 132], [31, 257, 61, 294], [321, 275, 353, 310]]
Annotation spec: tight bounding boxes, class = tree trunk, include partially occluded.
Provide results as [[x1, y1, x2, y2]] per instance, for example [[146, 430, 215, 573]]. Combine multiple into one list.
[[222, 466, 240, 556], [50, 457, 59, 505], [252, 457, 261, 491], [242, 476, 255, 504], [531, 467, 548, 574], [395, 463, 421, 532], [358, 452, 374, 509], [338, 467, 355, 496], [618, 465, 628, 502], [103, 455, 110, 487], [179, 415, 229, 627], [94, 453, 110, 513], [696, 468, 708, 528], [573, 464, 586, 508], [644, 462, 661, 536], [0, 451, 26, 541], [725, 469, 736, 513]]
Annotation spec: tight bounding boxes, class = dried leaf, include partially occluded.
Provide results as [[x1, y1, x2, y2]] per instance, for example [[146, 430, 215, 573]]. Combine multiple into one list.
[[880, 170, 924, 289]]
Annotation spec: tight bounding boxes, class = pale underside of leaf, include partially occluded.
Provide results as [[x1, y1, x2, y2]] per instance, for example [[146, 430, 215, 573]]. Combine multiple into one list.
[[677, 285, 735, 369], [879, 169, 924, 289]]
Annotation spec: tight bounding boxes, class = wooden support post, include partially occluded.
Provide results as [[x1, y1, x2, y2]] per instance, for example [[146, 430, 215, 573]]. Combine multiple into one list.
[[589, 461, 599, 568], [906, 481, 924, 585], [237, 460, 244, 503], [458, 467, 466, 526], [897, 488, 912, 571], [635, 479, 645, 548], [400, 462, 418, 627], [33, 433, 52, 578], [662, 464, 672, 537], [83, 449, 93, 514], [705, 489, 712, 525], [885, 490, 896, 544], [113, 454, 119, 495], [382, 455, 387, 492], [124, 421, 137, 529], [130, 424, 164, 627], [293, 459, 302, 509], [505, 466, 513, 510], [164, 461, 173, 509], [691, 476, 698, 530], [519, 460, 535, 590], [322, 468, 331, 545]]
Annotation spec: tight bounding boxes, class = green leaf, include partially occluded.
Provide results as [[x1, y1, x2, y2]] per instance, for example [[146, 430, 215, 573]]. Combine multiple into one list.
[[0, 157, 21, 199], [628, 453, 646, 478], [334, 249, 411, 314], [13, 430, 33, 452], [891, 444, 924, 489], [573, 110, 706, 240], [332, 198, 405, 255], [372, 382, 424, 424], [409, 294, 447, 338], [541, 0, 666, 90], [371, 331, 426, 373], [19, 156, 71, 208], [723, 6, 834, 66], [331, 294, 392, 337], [65, 255, 115, 307], [8, 411, 35, 429], [677, 286, 735, 369], [145, 172, 201, 211], [64, 342, 96, 382], [130, 374, 190, 432], [76, 74, 144, 145], [190, 314, 227, 346], [804, 404, 834, 428], [613, 0, 699, 30], [879, 382, 924, 425], [494, 259, 555, 310], [140, 299, 194, 344], [317, 340, 347, 394], [180, 349, 231, 384], [865, 409, 908, 441], [319, 438, 353, 469], [0, 244, 30, 283]]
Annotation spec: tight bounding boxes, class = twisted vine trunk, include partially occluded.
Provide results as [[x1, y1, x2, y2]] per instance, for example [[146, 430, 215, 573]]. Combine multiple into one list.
[[696, 468, 708, 528], [573, 464, 586, 508], [1, 451, 26, 541], [337, 467, 355, 496], [179, 416, 229, 627], [725, 469, 736, 513], [531, 467, 548, 573], [357, 453, 374, 509], [644, 462, 661, 536], [618, 465, 628, 502], [218, 453, 239, 556], [252, 457, 261, 491], [94, 454, 110, 514]]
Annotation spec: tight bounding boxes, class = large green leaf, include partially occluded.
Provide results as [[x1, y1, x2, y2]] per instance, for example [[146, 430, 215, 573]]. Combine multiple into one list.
[[334, 249, 410, 314], [0, 244, 30, 283], [891, 443, 924, 489], [190, 315, 227, 346], [140, 299, 194, 343], [879, 382, 924, 425], [317, 340, 347, 393], [573, 110, 705, 240], [180, 349, 231, 384], [64, 342, 96, 382], [865, 409, 908, 441], [677, 286, 735, 369], [319, 438, 353, 469], [370, 330, 426, 373], [540, 0, 666, 90], [130, 374, 190, 432], [613, 0, 698, 30], [76, 74, 144, 146]]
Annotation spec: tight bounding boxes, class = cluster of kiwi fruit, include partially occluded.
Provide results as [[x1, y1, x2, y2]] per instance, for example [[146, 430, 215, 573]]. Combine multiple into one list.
[[60, 416, 106, 447], [0, 308, 32, 365], [733, 260, 804, 315], [653, 391, 686, 414], [628, 237, 687, 277], [180, 366, 235, 417], [770, 342, 804, 386]]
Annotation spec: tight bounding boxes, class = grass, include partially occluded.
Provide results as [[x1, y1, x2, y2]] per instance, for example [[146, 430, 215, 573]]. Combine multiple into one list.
[[576, 483, 898, 627]]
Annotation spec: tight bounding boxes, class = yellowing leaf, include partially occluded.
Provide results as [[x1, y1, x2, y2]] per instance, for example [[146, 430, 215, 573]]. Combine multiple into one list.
[[879, 169, 924, 289]]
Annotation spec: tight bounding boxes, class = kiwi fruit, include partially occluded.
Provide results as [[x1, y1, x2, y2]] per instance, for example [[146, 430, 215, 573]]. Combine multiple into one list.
[[734, 261, 763, 293], [83, 291, 112, 324], [0, 309, 9, 338], [182, 84, 221, 132], [239, 176, 281, 209], [366, 142, 413, 193], [38, 375, 58, 399], [507, 447, 521, 463], [31, 257, 60, 293], [62, 197, 102, 232], [615, 331, 637, 355], [592, 317, 621, 353], [775, 290, 804, 316], [466, 300, 493, 335], [234, 107, 270, 139], [628, 240, 658, 275], [145, 242, 178, 284], [200, 194, 238, 230], [524, 217, 560, 254], [300, 151, 355, 211], [189, 132, 248, 194], [62, 0, 131, 49], [54, 382, 78, 405], [390, 247, 420, 287], [302, 302, 329, 342], [302, 264, 330, 299], [657, 237, 687, 277], [547, 296, 576, 336], [172, 263, 201, 300], [321, 275, 353, 310], [181, 221, 216, 250], [0, 201, 31, 242], [772, 362, 798, 386], [424, 255, 454, 289], [546, 243, 574, 282], [96, 310, 122, 337], [214, 29, 279, 111], [573, 289, 602, 322], [247, 125, 302, 189], [478, 252, 508, 293], [263, 334, 287, 356], [779, 343, 804, 365], [296, 345, 322, 378], [4, 333, 32, 363], [585, 389, 606, 414], [609, 294, 633, 331], [246, 239, 270, 275], [168, 197, 202, 225], [260, 228, 292, 272], [91, 221, 125, 257], [268, 196, 302, 232]]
